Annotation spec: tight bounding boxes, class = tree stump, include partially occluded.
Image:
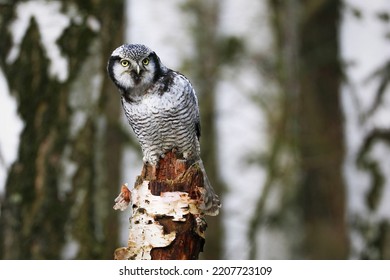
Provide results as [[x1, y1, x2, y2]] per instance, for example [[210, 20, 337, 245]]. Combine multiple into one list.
[[114, 151, 207, 260]]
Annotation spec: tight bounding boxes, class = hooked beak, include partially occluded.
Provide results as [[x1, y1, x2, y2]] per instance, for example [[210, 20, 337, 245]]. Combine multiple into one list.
[[136, 65, 140, 75]]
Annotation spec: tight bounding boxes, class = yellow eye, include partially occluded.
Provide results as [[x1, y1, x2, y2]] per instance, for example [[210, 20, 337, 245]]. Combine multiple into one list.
[[121, 60, 129, 67], [142, 58, 149, 66]]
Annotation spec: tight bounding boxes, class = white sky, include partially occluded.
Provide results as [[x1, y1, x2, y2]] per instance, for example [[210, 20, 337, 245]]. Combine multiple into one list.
[[341, 0, 390, 258]]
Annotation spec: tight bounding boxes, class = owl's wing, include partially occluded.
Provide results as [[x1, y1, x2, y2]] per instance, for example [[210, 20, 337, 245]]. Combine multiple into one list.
[[163, 70, 201, 142], [185, 75, 201, 140]]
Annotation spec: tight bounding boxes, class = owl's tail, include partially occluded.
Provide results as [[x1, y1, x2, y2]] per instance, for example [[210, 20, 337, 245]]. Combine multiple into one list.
[[196, 159, 221, 216]]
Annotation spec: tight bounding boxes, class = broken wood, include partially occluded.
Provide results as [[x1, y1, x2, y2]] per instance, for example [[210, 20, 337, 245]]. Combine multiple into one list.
[[114, 151, 207, 260]]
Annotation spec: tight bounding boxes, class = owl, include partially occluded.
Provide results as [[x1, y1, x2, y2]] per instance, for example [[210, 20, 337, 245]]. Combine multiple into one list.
[[107, 44, 220, 216]]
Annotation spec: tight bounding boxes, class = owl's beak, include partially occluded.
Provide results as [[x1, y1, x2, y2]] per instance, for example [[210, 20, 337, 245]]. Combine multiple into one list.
[[136, 65, 140, 75]]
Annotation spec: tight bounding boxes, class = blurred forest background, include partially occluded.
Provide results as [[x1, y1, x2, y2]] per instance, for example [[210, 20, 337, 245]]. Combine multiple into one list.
[[1, 0, 390, 260]]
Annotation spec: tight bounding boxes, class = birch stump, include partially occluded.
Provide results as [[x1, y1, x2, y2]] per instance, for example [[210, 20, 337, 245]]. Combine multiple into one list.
[[113, 151, 207, 260]]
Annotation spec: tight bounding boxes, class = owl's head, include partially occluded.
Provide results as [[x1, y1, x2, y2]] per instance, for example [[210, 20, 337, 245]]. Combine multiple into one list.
[[107, 44, 164, 95]]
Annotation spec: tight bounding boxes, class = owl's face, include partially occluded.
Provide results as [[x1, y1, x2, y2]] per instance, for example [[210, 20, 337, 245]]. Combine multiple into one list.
[[107, 44, 161, 94]]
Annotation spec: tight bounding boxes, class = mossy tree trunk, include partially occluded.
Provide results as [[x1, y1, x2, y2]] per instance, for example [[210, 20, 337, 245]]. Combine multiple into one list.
[[0, 0, 125, 259], [0, 15, 69, 260]]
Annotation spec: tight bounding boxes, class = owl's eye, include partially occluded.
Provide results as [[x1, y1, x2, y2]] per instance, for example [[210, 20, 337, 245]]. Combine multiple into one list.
[[142, 58, 149, 66], [121, 60, 130, 67]]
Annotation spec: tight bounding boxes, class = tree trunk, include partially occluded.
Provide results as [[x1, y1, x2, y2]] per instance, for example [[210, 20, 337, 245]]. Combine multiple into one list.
[[266, 0, 349, 259], [297, 0, 349, 259], [0, 13, 69, 259], [0, 0, 125, 259], [114, 151, 206, 260]]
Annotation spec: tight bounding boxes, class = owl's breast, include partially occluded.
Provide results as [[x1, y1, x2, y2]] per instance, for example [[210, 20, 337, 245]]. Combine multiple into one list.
[[121, 73, 200, 164]]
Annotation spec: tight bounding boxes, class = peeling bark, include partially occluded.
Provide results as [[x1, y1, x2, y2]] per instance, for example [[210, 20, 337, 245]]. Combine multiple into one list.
[[114, 151, 206, 260]]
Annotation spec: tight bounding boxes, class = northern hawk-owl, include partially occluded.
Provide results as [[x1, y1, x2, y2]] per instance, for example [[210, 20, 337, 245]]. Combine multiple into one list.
[[107, 44, 220, 216]]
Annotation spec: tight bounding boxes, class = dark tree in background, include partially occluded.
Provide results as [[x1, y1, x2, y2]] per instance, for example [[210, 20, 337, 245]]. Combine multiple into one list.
[[0, 0, 125, 259], [263, 0, 349, 259], [298, 0, 348, 259], [249, 0, 349, 259]]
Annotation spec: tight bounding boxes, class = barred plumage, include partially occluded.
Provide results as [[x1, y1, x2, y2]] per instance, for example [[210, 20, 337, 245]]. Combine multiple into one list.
[[107, 44, 220, 216]]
